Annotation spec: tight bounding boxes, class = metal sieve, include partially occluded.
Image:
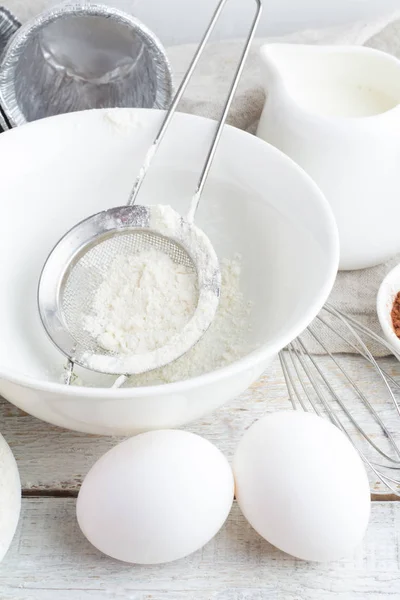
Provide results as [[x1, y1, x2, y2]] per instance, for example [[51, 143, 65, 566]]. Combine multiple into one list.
[[0, 2, 173, 128], [39, 205, 220, 378], [38, 0, 262, 383]]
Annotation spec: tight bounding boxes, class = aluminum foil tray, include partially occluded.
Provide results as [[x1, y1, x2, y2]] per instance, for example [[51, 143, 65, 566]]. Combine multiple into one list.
[[0, 2, 173, 128]]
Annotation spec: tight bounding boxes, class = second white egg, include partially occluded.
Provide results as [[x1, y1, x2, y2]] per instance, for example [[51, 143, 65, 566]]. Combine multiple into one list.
[[233, 411, 371, 562]]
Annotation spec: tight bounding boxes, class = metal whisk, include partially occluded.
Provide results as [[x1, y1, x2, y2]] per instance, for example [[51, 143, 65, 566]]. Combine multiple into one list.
[[280, 303, 400, 497]]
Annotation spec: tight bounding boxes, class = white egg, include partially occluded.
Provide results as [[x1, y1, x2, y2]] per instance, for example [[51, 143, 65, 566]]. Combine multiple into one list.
[[0, 433, 21, 562], [233, 411, 371, 562], [77, 430, 234, 564]]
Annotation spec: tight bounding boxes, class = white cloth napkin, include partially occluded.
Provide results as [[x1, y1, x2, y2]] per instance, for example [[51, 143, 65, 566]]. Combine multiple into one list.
[[4, 0, 400, 354]]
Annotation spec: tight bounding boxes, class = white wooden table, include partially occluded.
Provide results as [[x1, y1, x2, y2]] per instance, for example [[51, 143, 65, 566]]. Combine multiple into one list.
[[1, 354, 400, 599]]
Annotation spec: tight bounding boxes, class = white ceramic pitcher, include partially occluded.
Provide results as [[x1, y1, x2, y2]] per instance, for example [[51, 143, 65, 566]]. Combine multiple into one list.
[[257, 44, 400, 270]]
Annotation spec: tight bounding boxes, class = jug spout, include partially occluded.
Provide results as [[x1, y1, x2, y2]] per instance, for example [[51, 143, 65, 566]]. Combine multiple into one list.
[[259, 43, 400, 119], [259, 44, 297, 89]]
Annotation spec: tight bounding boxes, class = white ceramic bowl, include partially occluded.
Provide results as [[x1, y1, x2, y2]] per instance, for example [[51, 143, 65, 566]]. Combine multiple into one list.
[[377, 263, 400, 355], [0, 108, 339, 435]]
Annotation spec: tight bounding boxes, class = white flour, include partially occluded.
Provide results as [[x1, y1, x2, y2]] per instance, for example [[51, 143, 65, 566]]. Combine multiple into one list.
[[126, 254, 253, 386], [72, 253, 252, 387], [80, 204, 220, 375], [84, 249, 198, 355]]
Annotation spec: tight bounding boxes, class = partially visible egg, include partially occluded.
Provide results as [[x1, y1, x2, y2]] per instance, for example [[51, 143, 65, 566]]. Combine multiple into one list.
[[0, 433, 21, 562], [77, 430, 234, 564], [233, 411, 371, 562]]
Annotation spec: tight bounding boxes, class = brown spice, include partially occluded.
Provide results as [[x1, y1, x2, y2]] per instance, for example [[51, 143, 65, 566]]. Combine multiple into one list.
[[391, 291, 400, 337]]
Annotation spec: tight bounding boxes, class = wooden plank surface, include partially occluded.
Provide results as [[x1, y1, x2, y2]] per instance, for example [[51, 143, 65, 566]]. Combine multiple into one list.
[[1, 499, 400, 599], [2, 354, 400, 598], [1, 354, 400, 496]]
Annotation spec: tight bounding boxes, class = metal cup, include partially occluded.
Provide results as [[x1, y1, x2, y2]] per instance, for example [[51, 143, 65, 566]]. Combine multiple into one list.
[[0, 2, 173, 128]]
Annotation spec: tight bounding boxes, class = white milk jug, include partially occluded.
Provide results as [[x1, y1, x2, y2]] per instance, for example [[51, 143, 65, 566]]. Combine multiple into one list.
[[257, 44, 400, 270]]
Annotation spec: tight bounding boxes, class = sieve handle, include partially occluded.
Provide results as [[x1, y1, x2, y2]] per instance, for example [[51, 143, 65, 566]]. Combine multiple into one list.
[[127, 0, 263, 219]]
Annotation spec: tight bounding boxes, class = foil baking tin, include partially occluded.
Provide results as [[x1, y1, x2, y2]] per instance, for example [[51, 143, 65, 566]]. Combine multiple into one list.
[[0, 2, 173, 127]]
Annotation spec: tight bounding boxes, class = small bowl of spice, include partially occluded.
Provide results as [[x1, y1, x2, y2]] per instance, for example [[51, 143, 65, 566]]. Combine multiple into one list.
[[377, 263, 400, 353]]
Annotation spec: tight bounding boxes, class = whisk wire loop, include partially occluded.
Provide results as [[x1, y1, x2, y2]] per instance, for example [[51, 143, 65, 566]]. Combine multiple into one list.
[[280, 304, 400, 496]]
